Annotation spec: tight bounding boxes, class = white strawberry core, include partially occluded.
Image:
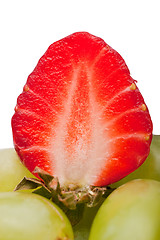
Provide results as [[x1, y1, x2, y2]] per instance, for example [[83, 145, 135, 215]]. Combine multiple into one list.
[[49, 64, 112, 188]]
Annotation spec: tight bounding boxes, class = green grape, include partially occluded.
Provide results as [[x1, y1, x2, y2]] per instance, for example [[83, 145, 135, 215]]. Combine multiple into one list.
[[111, 135, 160, 188], [0, 191, 74, 240], [0, 148, 34, 191], [89, 179, 160, 240]]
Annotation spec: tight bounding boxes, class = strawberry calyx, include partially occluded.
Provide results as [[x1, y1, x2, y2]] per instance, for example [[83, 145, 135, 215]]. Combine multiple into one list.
[[15, 167, 114, 209], [14, 167, 114, 225]]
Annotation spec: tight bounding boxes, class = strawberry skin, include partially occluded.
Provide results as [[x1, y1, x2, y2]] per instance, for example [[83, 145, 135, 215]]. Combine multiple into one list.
[[12, 32, 153, 188]]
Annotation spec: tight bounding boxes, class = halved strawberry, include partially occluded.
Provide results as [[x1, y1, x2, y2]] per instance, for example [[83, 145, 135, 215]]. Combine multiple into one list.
[[12, 32, 153, 191]]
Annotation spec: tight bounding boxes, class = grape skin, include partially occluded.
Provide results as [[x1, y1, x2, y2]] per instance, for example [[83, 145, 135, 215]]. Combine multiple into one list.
[[0, 148, 34, 192], [89, 179, 160, 240], [0, 192, 74, 240]]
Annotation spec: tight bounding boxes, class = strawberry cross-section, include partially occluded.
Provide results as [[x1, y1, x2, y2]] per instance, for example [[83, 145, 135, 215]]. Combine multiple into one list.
[[12, 32, 153, 189]]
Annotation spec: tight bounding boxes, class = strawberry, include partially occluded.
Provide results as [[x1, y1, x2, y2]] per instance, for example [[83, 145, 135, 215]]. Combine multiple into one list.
[[12, 32, 153, 194]]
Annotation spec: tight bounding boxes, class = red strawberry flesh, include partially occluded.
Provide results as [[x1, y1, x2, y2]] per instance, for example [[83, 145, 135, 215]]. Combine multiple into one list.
[[12, 32, 153, 188]]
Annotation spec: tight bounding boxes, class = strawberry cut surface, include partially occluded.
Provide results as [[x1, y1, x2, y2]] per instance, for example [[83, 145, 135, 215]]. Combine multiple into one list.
[[12, 32, 153, 188]]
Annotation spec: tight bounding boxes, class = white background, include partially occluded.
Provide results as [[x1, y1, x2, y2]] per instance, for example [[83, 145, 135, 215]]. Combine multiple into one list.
[[0, 0, 160, 148]]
